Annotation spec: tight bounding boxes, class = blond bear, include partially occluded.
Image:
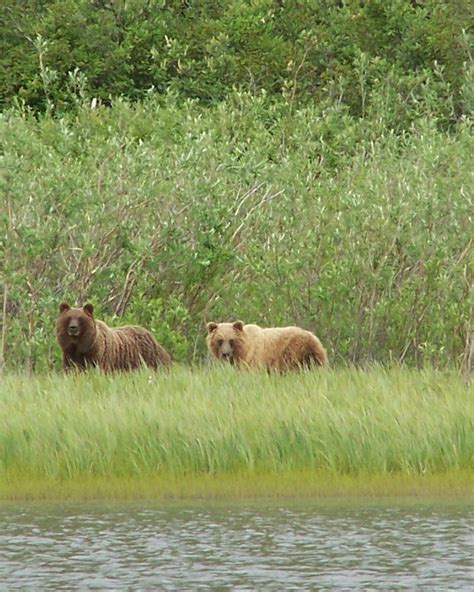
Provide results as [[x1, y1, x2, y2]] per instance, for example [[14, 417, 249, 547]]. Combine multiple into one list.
[[207, 320, 327, 371]]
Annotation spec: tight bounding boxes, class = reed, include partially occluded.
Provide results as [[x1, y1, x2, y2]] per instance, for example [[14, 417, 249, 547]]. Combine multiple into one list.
[[0, 367, 472, 499]]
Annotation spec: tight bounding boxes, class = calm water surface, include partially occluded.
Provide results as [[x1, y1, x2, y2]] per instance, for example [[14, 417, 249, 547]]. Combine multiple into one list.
[[0, 499, 472, 590]]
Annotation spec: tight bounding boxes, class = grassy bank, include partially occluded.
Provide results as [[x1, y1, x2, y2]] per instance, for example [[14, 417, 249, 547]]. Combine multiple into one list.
[[1, 367, 472, 501], [2, 471, 472, 503]]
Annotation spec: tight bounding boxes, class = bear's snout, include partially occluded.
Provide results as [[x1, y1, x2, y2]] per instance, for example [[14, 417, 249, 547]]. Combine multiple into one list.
[[67, 319, 80, 337]]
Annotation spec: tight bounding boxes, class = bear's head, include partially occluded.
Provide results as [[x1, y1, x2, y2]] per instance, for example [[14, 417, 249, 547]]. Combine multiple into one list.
[[56, 302, 97, 347], [206, 321, 246, 365]]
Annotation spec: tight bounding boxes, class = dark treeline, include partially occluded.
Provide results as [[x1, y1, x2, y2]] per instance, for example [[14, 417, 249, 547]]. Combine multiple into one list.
[[1, 0, 472, 124]]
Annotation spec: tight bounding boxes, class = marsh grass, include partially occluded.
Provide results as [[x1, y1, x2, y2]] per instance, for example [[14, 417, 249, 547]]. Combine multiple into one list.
[[1, 367, 472, 500]]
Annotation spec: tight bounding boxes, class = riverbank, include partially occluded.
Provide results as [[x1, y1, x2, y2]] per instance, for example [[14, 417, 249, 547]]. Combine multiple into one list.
[[1, 470, 472, 503], [1, 367, 472, 501]]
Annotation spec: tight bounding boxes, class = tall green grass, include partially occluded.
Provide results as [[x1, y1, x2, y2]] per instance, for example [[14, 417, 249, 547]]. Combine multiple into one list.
[[1, 368, 471, 484]]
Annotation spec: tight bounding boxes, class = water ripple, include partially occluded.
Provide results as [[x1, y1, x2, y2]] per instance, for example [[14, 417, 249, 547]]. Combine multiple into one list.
[[0, 501, 472, 590]]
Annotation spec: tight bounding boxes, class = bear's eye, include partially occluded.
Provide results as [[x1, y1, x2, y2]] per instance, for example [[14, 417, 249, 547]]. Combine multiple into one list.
[[217, 338, 223, 346], [229, 339, 235, 347]]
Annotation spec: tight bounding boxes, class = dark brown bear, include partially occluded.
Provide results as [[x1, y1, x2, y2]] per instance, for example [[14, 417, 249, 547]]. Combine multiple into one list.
[[56, 302, 172, 372]]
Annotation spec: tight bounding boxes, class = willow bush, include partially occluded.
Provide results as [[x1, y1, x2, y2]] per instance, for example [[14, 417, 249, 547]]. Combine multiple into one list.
[[1, 92, 471, 371], [1, 0, 471, 124]]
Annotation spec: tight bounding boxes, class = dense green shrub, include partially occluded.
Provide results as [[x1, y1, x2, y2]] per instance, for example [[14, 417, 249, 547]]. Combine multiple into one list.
[[1, 0, 472, 127], [1, 93, 471, 371]]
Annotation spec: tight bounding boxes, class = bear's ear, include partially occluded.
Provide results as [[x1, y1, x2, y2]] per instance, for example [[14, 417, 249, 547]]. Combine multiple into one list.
[[207, 322, 218, 334], [59, 302, 70, 313], [83, 303, 94, 317], [233, 320, 244, 332]]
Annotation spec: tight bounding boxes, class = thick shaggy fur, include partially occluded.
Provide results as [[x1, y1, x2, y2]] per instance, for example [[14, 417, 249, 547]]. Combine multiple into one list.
[[207, 320, 327, 371], [56, 303, 172, 372]]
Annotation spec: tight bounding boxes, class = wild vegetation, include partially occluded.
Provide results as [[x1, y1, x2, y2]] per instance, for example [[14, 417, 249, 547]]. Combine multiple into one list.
[[1, 96, 472, 370], [2, 0, 471, 120], [0, 1, 472, 505], [0, 367, 472, 499], [0, 1, 472, 372]]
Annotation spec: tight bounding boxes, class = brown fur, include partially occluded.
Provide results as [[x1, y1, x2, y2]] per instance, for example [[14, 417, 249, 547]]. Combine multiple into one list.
[[56, 302, 172, 372], [207, 320, 327, 371]]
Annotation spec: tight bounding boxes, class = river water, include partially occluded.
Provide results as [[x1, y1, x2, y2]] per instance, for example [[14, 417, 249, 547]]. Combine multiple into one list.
[[0, 500, 472, 590]]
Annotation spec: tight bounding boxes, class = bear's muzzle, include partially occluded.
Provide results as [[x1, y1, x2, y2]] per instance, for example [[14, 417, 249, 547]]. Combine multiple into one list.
[[67, 320, 80, 336]]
